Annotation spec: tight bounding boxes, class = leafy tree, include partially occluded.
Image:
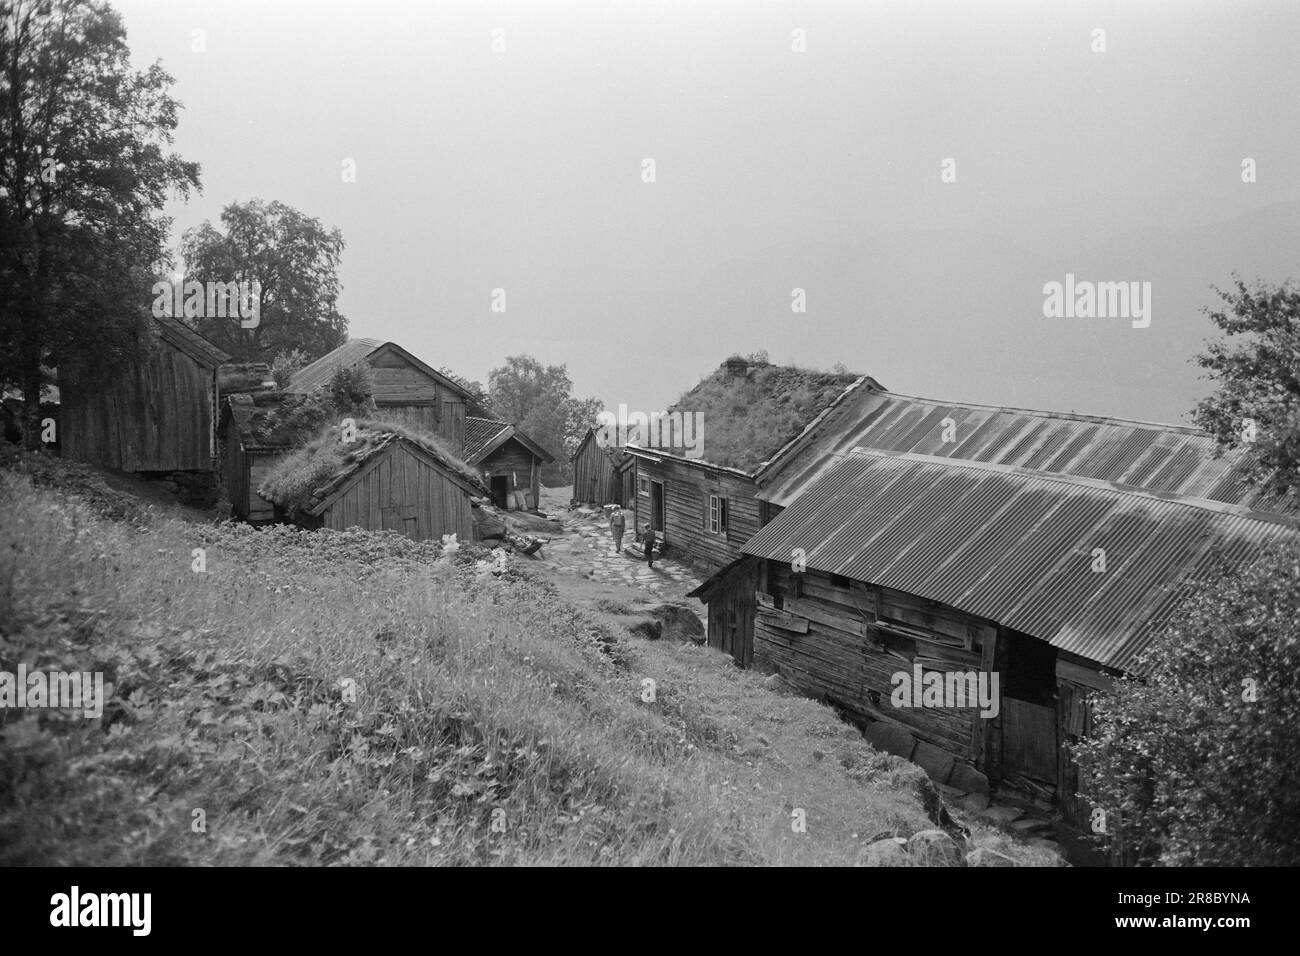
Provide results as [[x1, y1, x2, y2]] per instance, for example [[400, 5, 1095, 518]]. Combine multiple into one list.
[[437, 367, 495, 419], [180, 199, 347, 363], [269, 348, 308, 389], [488, 354, 601, 484], [327, 361, 372, 413], [1074, 544, 1300, 865], [1192, 276, 1300, 497], [0, 0, 199, 447]]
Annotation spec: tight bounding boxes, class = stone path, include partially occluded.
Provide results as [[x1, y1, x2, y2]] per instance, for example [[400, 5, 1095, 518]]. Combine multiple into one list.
[[534, 505, 705, 609]]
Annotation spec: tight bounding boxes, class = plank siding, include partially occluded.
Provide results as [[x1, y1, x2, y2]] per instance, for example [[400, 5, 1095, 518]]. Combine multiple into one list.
[[572, 429, 622, 505], [632, 457, 760, 571], [480, 439, 541, 507], [62, 341, 217, 472], [754, 565, 1000, 769], [320, 442, 474, 542]]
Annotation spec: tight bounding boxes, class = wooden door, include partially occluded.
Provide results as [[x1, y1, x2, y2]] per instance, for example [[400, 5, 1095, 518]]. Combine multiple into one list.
[[1001, 697, 1058, 783], [650, 480, 664, 531], [381, 505, 418, 536]]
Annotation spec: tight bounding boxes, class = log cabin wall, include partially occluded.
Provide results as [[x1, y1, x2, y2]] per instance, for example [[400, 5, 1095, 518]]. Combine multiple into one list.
[[754, 563, 998, 778], [631, 457, 760, 572], [480, 438, 541, 507], [319, 442, 475, 542], [366, 348, 466, 454]]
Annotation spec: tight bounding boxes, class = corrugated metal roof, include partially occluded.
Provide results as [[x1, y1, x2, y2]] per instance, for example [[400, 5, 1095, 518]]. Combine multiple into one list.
[[758, 388, 1298, 515], [742, 449, 1300, 672]]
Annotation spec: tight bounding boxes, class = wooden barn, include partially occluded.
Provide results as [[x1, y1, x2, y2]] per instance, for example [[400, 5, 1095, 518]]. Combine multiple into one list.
[[684, 383, 1300, 654], [59, 316, 230, 472], [220, 392, 290, 522], [287, 339, 472, 454], [624, 358, 873, 572], [570, 427, 627, 506], [698, 446, 1300, 827], [464, 417, 553, 511], [258, 424, 487, 542]]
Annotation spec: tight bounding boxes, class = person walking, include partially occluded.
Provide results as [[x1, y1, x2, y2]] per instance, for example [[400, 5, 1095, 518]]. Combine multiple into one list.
[[642, 523, 657, 569], [609, 507, 626, 553]]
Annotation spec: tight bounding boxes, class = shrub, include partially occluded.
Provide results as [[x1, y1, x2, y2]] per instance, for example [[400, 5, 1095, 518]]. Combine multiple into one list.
[[1074, 544, 1300, 865]]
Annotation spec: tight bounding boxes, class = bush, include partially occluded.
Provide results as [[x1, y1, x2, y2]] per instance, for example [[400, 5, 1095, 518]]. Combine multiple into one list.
[[1074, 544, 1300, 865]]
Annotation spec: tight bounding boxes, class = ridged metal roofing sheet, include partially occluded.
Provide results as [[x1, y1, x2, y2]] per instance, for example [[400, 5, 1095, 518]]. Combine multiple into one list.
[[758, 389, 1299, 516], [743, 450, 1299, 672]]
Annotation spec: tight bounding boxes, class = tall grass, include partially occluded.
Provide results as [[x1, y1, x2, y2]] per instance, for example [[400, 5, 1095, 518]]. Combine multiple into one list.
[[0, 465, 1047, 866]]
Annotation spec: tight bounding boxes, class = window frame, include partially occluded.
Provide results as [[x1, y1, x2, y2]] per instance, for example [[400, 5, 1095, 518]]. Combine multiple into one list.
[[708, 494, 729, 535]]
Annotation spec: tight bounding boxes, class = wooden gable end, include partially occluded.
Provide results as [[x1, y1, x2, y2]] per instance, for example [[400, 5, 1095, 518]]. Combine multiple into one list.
[[317, 441, 476, 542]]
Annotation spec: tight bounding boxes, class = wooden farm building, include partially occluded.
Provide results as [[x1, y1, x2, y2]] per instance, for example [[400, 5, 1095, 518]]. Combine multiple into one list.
[[258, 423, 487, 542], [570, 427, 628, 506], [691, 432, 1300, 827], [220, 391, 290, 522], [624, 358, 875, 571], [464, 417, 553, 511], [60, 316, 230, 473], [689, 382, 1300, 663], [287, 339, 473, 454]]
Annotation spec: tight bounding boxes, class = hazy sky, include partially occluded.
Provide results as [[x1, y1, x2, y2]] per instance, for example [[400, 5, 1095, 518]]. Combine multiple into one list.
[[113, 0, 1300, 424]]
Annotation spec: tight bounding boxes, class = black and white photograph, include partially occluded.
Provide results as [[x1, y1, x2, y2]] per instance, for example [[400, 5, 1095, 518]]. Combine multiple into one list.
[[0, 0, 1296, 921]]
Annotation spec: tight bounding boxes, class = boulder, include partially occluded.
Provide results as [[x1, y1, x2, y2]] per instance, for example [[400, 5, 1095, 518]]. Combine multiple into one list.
[[912, 740, 955, 784], [957, 792, 991, 814], [863, 720, 917, 760], [626, 619, 662, 640], [1009, 817, 1053, 834], [763, 672, 790, 692], [906, 829, 966, 867], [978, 805, 1024, 826], [644, 603, 705, 643], [966, 846, 1016, 867], [947, 762, 990, 795], [856, 837, 908, 867]]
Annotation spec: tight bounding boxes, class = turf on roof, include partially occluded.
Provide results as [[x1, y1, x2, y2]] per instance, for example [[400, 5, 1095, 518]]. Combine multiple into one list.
[[259, 419, 486, 518]]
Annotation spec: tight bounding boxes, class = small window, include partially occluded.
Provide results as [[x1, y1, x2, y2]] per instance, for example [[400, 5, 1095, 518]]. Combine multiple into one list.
[[638, 477, 649, 494], [708, 494, 728, 534], [829, 573, 851, 589]]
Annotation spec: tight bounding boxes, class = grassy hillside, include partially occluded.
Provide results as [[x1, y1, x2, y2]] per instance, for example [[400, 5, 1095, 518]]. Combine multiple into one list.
[[0, 456, 1051, 866]]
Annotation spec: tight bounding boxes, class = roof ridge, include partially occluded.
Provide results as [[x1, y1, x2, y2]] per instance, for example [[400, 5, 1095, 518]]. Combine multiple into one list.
[[878, 389, 1203, 435]]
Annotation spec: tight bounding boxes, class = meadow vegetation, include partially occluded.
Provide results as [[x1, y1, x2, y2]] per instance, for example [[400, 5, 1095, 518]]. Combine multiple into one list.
[[0, 456, 1052, 866]]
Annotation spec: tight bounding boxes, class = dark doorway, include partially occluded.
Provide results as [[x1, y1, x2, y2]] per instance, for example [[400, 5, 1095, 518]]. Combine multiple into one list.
[[650, 480, 664, 531], [999, 632, 1058, 784], [490, 475, 509, 509]]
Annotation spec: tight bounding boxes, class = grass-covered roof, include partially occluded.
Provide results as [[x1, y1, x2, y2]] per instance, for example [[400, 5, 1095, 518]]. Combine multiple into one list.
[[660, 358, 863, 472], [258, 419, 487, 518]]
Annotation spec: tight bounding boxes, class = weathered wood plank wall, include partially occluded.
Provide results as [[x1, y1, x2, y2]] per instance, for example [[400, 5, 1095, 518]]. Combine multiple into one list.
[[321, 443, 473, 542], [480, 439, 540, 506], [572, 433, 620, 505], [62, 343, 215, 472], [632, 457, 760, 571]]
